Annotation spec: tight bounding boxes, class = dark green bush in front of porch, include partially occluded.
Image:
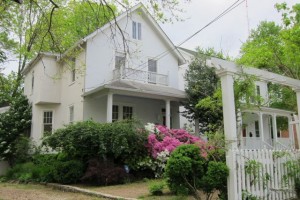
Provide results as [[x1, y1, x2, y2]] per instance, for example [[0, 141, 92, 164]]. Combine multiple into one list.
[[42, 120, 149, 185]]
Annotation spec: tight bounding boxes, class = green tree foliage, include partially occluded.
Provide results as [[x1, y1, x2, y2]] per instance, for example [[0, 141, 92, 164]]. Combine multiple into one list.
[[182, 47, 225, 133], [0, 72, 22, 107], [31, 1, 117, 54], [43, 120, 148, 165], [238, 3, 300, 111], [0, 94, 32, 166]]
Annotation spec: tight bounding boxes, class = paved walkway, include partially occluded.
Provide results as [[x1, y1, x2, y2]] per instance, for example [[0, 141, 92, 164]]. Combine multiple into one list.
[[45, 183, 137, 200]]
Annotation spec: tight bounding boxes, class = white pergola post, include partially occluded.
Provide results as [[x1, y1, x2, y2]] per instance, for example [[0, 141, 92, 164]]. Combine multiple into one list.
[[218, 71, 238, 148], [107, 93, 113, 123], [165, 100, 171, 128], [296, 90, 300, 148], [218, 71, 238, 200], [272, 114, 278, 148], [259, 112, 265, 148]]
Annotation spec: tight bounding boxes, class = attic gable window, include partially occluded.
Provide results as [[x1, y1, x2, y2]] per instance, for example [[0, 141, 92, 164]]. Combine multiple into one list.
[[132, 21, 141, 40]]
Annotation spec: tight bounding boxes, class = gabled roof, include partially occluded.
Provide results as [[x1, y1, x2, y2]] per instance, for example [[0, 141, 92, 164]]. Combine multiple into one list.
[[22, 52, 59, 75], [82, 3, 185, 65], [24, 3, 186, 74]]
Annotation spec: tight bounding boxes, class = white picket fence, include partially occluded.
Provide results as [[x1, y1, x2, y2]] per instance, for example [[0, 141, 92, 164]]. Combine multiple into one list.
[[229, 149, 300, 200]]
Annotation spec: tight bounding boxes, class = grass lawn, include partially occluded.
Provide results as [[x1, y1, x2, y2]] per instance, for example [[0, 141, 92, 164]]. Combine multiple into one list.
[[0, 183, 105, 200], [76, 179, 217, 200]]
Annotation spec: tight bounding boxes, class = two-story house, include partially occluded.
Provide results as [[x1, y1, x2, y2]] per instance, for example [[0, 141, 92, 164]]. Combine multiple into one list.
[[23, 3, 186, 143]]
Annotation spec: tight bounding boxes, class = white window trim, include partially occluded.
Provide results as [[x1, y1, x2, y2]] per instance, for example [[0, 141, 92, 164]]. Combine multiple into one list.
[[42, 110, 54, 136], [132, 21, 142, 40], [114, 51, 127, 69], [112, 102, 135, 121]]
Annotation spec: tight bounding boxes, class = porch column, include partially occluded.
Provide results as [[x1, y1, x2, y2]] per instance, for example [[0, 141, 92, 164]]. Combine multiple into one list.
[[272, 114, 278, 148], [297, 90, 300, 122], [217, 71, 238, 200], [107, 93, 113, 123], [288, 116, 294, 148], [165, 100, 171, 128], [259, 112, 264, 148]]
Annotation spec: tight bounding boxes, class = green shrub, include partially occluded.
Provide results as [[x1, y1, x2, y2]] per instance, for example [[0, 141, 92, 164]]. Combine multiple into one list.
[[43, 120, 148, 165], [148, 180, 165, 195], [201, 161, 229, 198], [164, 144, 206, 196], [51, 160, 84, 184], [5, 162, 37, 183], [295, 178, 300, 199], [6, 154, 84, 184]]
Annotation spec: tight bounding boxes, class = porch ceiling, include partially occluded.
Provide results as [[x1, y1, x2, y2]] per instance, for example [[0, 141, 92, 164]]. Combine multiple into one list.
[[83, 80, 186, 101]]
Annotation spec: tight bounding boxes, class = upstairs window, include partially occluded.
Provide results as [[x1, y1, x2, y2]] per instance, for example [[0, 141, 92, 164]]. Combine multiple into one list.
[[69, 105, 74, 124], [115, 52, 125, 70], [70, 58, 76, 83], [43, 111, 53, 136], [31, 71, 34, 93], [132, 21, 141, 40]]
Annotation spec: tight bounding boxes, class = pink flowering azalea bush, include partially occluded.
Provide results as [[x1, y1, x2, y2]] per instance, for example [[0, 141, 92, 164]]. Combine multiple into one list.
[[146, 124, 208, 159]]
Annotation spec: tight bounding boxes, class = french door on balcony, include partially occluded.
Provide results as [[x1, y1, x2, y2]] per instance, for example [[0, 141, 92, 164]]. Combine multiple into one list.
[[148, 59, 157, 84]]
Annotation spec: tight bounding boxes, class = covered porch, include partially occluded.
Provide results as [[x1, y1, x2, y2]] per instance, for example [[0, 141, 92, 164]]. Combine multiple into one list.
[[239, 107, 296, 149], [83, 80, 186, 128]]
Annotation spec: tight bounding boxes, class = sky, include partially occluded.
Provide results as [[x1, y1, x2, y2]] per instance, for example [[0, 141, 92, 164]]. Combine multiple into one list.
[[160, 0, 296, 58], [2, 0, 296, 74]]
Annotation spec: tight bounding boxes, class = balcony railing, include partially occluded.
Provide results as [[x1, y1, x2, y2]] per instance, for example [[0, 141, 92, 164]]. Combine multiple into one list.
[[113, 68, 169, 86]]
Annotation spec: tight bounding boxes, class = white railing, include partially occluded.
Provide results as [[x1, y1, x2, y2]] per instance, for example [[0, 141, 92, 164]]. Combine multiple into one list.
[[229, 149, 300, 200], [113, 68, 168, 86], [241, 137, 293, 150]]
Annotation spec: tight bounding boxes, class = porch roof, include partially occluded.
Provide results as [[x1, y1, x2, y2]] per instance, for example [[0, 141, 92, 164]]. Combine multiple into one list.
[[241, 106, 295, 117], [83, 80, 186, 100]]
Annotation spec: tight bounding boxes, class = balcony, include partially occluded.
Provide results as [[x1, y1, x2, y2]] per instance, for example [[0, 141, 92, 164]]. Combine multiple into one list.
[[113, 68, 169, 86]]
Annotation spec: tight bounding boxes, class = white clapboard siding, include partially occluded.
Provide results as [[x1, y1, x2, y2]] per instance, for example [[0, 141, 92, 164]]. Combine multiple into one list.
[[229, 149, 300, 199]]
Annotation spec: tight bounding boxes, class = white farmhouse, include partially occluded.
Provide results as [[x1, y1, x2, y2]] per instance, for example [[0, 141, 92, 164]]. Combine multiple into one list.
[[22, 4, 187, 143]]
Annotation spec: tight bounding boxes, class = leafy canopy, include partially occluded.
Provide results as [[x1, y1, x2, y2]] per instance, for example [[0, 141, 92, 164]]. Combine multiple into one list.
[[238, 3, 300, 111], [182, 47, 226, 133]]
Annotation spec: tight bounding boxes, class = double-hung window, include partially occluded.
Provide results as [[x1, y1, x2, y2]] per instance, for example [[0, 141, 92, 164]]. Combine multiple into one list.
[[112, 105, 133, 121], [43, 111, 53, 136], [115, 53, 125, 70], [112, 105, 119, 122], [69, 105, 74, 124], [70, 58, 76, 83], [31, 71, 34, 94], [123, 106, 133, 120], [132, 21, 141, 40]]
